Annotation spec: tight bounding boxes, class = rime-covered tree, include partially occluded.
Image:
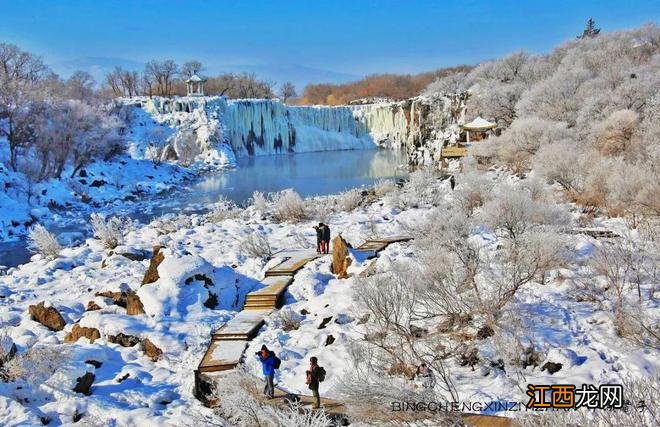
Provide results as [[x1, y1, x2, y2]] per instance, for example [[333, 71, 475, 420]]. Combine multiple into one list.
[[65, 70, 96, 100], [0, 43, 50, 170]]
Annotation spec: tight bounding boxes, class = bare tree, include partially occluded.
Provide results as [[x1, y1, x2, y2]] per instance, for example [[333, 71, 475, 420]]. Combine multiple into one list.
[[144, 59, 179, 97], [65, 70, 96, 100], [180, 60, 204, 79], [279, 81, 297, 103]]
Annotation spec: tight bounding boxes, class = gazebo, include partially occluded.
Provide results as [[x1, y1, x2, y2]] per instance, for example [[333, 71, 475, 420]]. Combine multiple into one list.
[[462, 117, 497, 142], [186, 74, 206, 97]]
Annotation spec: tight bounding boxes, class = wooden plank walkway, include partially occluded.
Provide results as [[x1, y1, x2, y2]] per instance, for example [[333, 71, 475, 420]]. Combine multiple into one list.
[[243, 276, 294, 310], [194, 236, 416, 420], [356, 236, 413, 255], [265, 250, 322, 277]]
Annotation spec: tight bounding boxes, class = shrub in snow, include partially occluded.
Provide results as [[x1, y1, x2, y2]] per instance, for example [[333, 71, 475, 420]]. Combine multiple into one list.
[[354, 267, 460, 402], [272, 189, 308, 222], [251, 190, 269, 216], [451, 171, 494, 216], [407, 167, 437, 202], [592, 109, 639, 156], [239, 230, 272, 260], [27, 224, 62, 259], [213, 368, 332, 427], [289, 230, 313, 249], [479, 184, 571, 239], [1, 344, 71, 384], [494, 117, 573, 173], [373, 178, 396, 197], [173, 130, 201, 167], [277, 308, 301, 331], [204, 197, 240, 223], [606, 159, 660, 221], [337, 188, 362, 212], [90, 213, 131, 249]]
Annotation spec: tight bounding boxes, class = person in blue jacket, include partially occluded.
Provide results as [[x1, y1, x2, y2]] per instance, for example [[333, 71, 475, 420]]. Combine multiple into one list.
[[256, 344, 275, 398]]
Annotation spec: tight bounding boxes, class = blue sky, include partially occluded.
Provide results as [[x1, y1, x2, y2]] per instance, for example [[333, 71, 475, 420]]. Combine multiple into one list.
[[1, 0, 658, 80]]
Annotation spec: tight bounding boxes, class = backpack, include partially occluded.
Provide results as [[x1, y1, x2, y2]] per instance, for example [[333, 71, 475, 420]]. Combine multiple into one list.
[[317, 366, 326, 382], [273, 354, 281, 370]]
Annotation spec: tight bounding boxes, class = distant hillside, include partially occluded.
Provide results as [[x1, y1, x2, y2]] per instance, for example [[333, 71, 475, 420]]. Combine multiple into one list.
[[294, 65, 473, 105]]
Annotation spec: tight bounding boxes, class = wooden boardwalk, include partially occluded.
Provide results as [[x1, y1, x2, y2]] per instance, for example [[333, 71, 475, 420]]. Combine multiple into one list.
[[194, 238, 414, 419]]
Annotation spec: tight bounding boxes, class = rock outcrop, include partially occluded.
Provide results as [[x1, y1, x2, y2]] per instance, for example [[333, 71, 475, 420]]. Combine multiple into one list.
[[330, 235, 352, 279], [142, 338, 163, 361], [108, 333, 140, 347], [142, 246, 165, 285], [73, 372, 95, 395], [28, 302, 66, 331], [125, 291, 145, 315], [86, 301, 101, 311], [64, 324, 101, 343]]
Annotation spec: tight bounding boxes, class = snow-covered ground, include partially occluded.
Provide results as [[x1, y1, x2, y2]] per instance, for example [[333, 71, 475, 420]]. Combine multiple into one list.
[[0, 167, 657, 425], [0, 100, 237, 244]]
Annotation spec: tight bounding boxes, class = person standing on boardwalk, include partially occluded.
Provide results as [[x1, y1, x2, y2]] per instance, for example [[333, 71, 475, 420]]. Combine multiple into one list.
[[314, 223, 324, 254], [322, 223, 331, 254], [450, 175, 456, 191], [256, 345, 276, 398], [306, 356, 325, 409]]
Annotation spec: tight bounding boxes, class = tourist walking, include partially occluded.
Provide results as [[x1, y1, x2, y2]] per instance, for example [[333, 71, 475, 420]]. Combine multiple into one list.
[[414, 363, 436, 389], [450, 175, 456, 191], [314, 223, 324, 254], [305, 356, 326, 409], [256, 345, 277, 398], [322, 223, 331, 254]]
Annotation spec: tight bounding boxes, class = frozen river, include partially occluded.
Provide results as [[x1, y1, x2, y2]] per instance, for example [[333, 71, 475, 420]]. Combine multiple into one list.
[[0, 149, 407, 269]]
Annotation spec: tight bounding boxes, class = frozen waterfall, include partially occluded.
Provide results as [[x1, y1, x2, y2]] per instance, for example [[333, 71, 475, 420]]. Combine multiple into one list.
[[140, 94, 466, 165]]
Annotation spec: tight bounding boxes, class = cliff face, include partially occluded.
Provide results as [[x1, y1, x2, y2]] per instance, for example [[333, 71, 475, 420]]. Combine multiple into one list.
[[353, 93, 467, 166], [139, 93, 467, 166]]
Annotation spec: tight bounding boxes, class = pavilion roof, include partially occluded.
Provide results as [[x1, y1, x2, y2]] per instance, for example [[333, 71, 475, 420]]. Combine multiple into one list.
[[463, 116, 497, 130], [186, 74, 205, 82]]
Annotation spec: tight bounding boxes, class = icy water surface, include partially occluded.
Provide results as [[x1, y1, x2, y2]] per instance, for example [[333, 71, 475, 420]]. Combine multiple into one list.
[[0, 149, 407, 268]]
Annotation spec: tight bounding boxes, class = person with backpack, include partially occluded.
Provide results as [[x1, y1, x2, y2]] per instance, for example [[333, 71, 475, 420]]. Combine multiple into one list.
[[305, 356, 326, 409], [314, 223, 324, 254], [256, 345, 280, 398], [322, 223, 331, 254]]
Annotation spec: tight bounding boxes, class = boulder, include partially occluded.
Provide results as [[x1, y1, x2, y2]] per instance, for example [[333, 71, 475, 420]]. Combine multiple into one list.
[[0, 335, 17, 367], [142, 246, 165, 285], [330, 235, 352, 279], [108, 333, 140, 347], [125, 292, 145, 315], [64, 324, 101, 343], [86, 301, 101, 311], [325, 334, 335, 346], [73, 372, 95, 395], [120, 252, 147, 262], [476, 325, 494, 340], [318, 316, 333, 329], [28, 302, 66, 331], [541, 362, 563, 375], [95, 291, 126, 308], [142, 338, 163, 361]]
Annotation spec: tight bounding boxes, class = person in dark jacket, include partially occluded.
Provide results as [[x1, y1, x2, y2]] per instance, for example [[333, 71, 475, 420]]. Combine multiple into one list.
[[305, 356, 321, 409], [450, 175, 456, 191], [256, 345, 275, 398], [322, 223, 331, 254], [314, 223, 324, 254]]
